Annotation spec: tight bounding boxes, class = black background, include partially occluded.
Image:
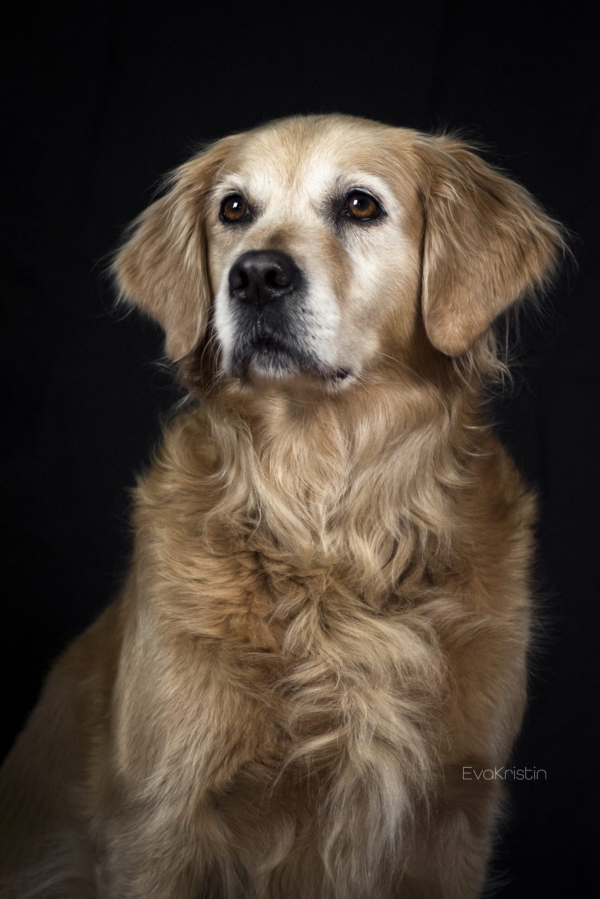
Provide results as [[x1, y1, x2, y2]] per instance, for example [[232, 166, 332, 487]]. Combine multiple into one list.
[[1, 1, 598, 894]]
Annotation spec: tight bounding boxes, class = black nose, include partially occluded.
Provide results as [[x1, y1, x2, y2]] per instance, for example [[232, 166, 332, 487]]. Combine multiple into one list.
[[228, 250, 300, 307]]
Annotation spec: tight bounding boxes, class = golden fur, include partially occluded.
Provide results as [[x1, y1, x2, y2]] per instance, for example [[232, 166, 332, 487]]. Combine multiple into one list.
[[0, 115, 564, 898]]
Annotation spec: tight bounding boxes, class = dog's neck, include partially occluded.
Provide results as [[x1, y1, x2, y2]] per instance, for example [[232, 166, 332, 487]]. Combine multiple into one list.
[[198, 372, 483, 601]]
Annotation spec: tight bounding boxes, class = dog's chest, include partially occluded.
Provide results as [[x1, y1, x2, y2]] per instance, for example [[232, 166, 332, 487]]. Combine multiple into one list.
[[215, 549, 444, 782], [185, 552, 445, 888]]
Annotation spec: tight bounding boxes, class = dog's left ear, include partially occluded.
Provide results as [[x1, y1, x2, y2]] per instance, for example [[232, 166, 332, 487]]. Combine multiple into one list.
[[113, 135, 238, 361], [417, 136, 564, 356]]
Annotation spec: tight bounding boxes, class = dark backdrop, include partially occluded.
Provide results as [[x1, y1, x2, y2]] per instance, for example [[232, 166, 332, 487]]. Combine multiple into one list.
[[1, 1, 598, 894]]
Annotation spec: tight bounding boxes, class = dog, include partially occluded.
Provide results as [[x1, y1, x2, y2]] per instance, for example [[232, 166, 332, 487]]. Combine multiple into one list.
[[0, 114, 563, 898]]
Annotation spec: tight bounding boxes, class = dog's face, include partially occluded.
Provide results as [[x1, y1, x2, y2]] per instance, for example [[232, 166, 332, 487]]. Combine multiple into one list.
[[206, 118, 421, 387], [115, 115, 561, 392]]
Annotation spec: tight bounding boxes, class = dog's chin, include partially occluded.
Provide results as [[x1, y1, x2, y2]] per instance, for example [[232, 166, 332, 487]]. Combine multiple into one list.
[[229, 339, 354, 390], [246, 346, 301, 380]]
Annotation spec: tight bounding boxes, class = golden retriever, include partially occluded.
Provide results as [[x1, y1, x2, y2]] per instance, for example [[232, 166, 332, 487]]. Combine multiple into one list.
[[0, 114, 563, 898]]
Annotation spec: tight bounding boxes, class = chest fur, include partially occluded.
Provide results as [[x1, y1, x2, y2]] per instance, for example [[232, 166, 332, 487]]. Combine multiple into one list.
[[174, 541, 448, 773]]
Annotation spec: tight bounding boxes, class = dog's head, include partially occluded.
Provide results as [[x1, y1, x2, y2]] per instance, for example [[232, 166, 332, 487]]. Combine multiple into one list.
[[114, 115, 562, 391]]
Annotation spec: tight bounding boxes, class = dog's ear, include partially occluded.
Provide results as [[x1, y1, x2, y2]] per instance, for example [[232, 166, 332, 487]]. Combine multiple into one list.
[[113, 135, 238, 361], [417, 136, 564, 356]]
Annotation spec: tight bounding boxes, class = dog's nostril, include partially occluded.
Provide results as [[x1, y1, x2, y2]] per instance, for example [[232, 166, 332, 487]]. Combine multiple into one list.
[[265, 268, 291, 289], [229, 266, 249, 291]]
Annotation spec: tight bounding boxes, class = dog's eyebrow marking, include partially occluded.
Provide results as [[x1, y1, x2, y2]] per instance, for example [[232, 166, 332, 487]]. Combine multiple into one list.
[[211, 181, 246, 199], [331, 172, 399, 209]]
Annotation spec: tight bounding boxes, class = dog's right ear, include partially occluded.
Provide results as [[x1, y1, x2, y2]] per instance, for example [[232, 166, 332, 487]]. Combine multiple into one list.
[[113, 135, 238, 361]]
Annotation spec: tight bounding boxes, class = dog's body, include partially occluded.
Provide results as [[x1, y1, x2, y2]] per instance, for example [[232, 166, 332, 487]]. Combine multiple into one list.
[[0, 115, 563, 898]]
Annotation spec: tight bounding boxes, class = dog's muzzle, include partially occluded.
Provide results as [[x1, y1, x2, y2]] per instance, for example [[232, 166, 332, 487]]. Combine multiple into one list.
[[226, 249, 317, 378], [225, 249, 348, 383]]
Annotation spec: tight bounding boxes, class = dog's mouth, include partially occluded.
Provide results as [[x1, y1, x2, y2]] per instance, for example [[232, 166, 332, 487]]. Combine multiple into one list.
[[231, 331, 318, 379], [238, 335, 305, 378], [229, 325, 351, 385]]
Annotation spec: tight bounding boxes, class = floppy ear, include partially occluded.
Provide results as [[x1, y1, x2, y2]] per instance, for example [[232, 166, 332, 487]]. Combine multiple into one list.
[[113, 135, 238, 361], [417, 136, 564, 356]]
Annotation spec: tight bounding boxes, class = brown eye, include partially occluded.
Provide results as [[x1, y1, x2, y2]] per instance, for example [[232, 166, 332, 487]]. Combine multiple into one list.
[[345, 190, 381, 221], [220, 194, 248, 223]]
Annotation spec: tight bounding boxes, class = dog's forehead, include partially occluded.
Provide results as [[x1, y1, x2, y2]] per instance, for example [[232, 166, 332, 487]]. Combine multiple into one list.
[[217, 117, 414, 203]]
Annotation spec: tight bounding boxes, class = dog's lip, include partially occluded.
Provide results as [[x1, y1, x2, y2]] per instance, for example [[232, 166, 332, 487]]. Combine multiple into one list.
[[252, 333, 288, 353], [230, 334, 354, 384], [246, 354, 354, 385], [227, 320, 356, 384], [242, 327, 309, 365]]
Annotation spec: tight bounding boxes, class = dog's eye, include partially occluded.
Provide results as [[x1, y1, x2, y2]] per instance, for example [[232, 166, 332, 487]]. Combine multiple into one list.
[[345, 190, 381, 222], [220, 194, 249, 224]]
